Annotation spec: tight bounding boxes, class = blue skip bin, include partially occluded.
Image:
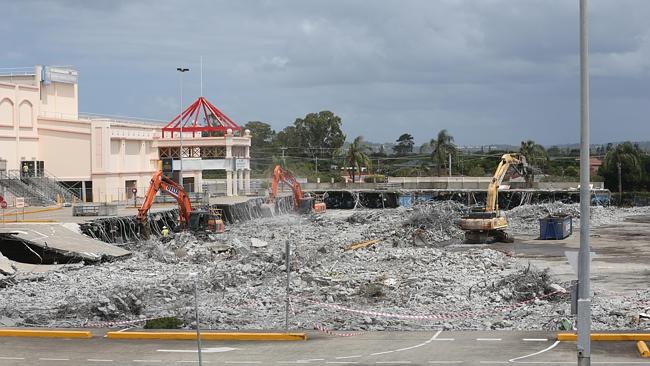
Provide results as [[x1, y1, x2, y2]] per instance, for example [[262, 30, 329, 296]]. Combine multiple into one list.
[[539, 215, 573, 240]]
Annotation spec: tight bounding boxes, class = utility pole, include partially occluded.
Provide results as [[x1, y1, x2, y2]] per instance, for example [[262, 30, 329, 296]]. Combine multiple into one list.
[[617, 161, 622, 206], [281, 147, 287, 166], [448, 153, 452, 177], [577, 0, 592, 365], [194, 279, 203, 366], [177, 67, 190, 188]]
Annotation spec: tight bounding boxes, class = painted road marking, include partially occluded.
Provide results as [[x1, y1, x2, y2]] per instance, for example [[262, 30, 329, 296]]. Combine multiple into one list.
[[476, 338, 502, 341], [371, 331, 441, 356], [39, 358, 70, 361], [429, 362, 463, 364], [158, 347, 239, 353], [509, 340, 560, 363], [0, 357, 25, 360], [522, 338, 549, 342], [479, 362, 508, 364], [87, 360, 114, 363], [336, 355, 362, 359]]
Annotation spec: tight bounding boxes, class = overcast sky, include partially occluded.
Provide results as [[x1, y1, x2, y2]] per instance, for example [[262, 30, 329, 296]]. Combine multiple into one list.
[[3, 0, 650, 146]]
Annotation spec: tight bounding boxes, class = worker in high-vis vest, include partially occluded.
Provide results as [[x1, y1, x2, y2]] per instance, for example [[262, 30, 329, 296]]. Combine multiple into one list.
[[161, 226, 170, 237]]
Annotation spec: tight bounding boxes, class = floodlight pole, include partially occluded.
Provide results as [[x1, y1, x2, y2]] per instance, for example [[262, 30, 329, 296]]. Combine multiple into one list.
[[578, 0, 592, 365], [177, 67, 190, 188]]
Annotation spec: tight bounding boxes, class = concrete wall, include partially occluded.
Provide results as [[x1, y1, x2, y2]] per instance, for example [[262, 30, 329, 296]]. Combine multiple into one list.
[[38, 125, 92, 179]]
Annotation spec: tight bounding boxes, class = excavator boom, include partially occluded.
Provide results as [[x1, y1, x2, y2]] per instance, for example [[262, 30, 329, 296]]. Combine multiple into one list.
[[137, 171, 224, 238], [459, 153, 528, 243], [268, 165, 326, 213]]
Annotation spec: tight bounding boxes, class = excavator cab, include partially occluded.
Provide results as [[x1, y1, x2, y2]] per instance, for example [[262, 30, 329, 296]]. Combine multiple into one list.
[[188, 208, 225, 233]]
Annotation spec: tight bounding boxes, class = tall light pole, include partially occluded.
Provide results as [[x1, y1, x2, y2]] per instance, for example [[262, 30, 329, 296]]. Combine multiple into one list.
[[177, 67, 189, 188], [577, 0, 592, 365]]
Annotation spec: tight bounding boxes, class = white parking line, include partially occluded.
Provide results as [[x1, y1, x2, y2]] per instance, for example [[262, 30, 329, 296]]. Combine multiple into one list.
[[480, 362, 509, 364], [39, 358, 70, 361], [336, 355, 362, 359], [87, 360, 114, 363], [522, 338, 549, 342], [509, 340, 561, 363], [0, 357, 25, 360]]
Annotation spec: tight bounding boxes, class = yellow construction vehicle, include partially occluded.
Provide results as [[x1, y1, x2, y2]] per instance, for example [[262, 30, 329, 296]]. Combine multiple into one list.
[[459, 153, 528, 243]]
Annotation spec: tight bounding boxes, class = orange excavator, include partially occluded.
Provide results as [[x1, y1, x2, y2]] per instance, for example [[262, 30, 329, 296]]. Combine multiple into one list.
[[269, 165, 326, 213], [137, 170, 224, 239]]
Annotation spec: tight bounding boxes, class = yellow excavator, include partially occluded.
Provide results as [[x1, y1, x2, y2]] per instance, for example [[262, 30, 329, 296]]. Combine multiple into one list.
[[459, 153, 528, 244]]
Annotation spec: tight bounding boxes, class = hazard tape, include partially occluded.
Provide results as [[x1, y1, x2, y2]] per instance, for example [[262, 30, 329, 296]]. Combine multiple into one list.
[[314, 323, 365, 337], [293, 289, 566, 321]]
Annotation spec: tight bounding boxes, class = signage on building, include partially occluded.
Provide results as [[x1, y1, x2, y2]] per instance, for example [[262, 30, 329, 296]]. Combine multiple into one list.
[[235, 158, 247, 170], [43, 66, 78, 84], [14, 197, 25, 209], [131, 188, 137, 194]]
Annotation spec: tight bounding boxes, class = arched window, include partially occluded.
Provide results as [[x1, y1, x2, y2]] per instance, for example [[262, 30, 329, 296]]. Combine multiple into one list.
[[0, 98, 13, 126], [18, 100, 33, 127]]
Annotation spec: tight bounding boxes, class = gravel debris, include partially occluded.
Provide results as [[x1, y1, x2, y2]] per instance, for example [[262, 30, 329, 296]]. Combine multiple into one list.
[[0, 201, 648, 332]]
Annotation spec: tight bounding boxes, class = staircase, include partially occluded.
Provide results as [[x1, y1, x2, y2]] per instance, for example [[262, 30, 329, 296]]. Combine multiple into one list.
[[0, 170, 80, 206], [0, 171, 53, 206], [25, 170, 80, 203]]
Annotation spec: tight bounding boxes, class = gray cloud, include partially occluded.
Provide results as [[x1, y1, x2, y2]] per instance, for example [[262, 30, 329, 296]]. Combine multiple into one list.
[[3, 0, 650, 145]]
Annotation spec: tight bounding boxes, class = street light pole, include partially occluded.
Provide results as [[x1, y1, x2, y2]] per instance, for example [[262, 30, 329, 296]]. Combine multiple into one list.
[[578, 0, 591, 365], [177, 67, 190, 188]]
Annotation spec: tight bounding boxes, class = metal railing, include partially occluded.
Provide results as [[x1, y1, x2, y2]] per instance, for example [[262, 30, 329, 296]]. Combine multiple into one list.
[[0, 170, 53, 206]]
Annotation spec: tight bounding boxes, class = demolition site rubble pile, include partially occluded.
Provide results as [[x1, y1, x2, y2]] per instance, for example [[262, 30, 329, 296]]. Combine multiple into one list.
[[0, 201, 648, 331]]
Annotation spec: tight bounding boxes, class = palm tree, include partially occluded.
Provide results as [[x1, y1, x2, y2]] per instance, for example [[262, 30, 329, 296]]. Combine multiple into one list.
[[519, 140, 548, 187], [430, 129, 457, 176], [343, 136, 372, 183]]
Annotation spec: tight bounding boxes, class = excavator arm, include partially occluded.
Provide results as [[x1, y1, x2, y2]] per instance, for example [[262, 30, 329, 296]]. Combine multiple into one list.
[[459, 153, 527, 244], [137, 171, 193, 231], [270, 165, 303, 208], [485, 154, 528, 212]]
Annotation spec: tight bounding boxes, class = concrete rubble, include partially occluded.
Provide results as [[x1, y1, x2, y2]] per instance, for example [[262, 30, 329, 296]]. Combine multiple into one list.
[[0, 201, 648, 332]]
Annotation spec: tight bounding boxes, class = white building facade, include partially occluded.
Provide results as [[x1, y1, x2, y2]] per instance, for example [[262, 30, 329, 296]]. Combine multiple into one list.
[[0, 66, 251, 203]]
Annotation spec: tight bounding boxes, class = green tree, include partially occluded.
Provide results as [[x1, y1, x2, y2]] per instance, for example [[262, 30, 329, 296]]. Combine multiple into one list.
[[342, 136, 372, 183], [243, 121, 275, 172], [430, 129, 457, 176], [468, 165, 485, 177], [519, 140, 548, 187], [599, 141, 645, 192], [292, 111, 346, 167], [393, 133, 414, 156]]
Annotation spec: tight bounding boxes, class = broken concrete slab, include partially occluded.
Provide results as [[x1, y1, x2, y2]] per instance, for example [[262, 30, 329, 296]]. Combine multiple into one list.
[[0, 223, 130, 263]]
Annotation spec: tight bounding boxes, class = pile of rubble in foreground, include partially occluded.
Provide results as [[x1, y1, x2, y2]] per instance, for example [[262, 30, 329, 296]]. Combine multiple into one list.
[[0, 202, 648, 332]]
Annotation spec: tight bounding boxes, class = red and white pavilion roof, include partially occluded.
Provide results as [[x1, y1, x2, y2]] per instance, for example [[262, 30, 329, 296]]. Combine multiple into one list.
[[161, 97, 241, 138]]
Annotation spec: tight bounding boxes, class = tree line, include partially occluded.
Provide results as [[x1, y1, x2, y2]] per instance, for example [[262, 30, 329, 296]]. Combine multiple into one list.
[[242, 111, 650, 192]]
